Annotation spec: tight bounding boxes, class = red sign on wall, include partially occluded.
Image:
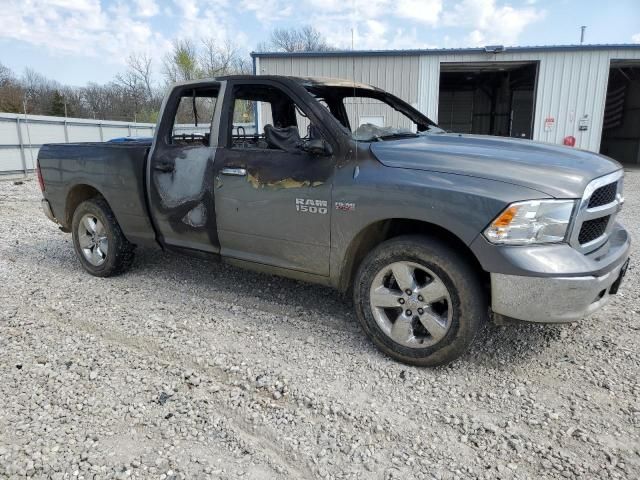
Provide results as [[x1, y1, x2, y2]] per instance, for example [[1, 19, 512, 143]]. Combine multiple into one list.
[[544, 117, 555, 132]]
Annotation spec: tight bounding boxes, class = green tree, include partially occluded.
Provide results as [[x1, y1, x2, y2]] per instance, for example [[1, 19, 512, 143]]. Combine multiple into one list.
[[163, 39, 200, 83], [48, 90, 66, 117]]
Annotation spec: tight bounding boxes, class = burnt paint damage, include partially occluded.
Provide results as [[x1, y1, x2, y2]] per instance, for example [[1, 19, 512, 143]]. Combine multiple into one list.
[[148, 144, 219, 252], [220, 148, 333, 189], [247, 175, 323, 189], [143, 80, 222, 253], [215, 80, 338, 190], [154, 147, 209, 207], [182, 203, 207, 227], [212, 78, 336, 275]]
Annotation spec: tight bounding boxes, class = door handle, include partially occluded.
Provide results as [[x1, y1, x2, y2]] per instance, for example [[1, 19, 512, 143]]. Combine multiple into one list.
[[221, 167, 247, 176], [153, 162, 175, 173]]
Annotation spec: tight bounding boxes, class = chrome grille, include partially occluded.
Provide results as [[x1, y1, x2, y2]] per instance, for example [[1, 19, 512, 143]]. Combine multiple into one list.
[[578, 216, 610, 244], [588, 182, 617, 208], [569, 170, 623, 254]]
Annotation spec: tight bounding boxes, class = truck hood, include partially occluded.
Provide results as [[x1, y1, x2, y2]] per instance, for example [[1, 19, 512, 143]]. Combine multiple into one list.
[[370, 133, 621, 198]]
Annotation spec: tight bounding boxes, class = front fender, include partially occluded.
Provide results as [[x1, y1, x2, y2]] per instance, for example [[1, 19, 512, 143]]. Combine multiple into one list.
[[329, 162, 550, 288]]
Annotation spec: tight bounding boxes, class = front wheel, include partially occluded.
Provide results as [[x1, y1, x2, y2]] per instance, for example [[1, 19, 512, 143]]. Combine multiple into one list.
[[353, 235, 486, 366], [71, 198, 135, 277]]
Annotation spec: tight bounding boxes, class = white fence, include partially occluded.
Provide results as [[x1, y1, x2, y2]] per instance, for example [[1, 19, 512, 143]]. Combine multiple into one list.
[[0, 113, 157, 174], [0, 112, 259, 175]]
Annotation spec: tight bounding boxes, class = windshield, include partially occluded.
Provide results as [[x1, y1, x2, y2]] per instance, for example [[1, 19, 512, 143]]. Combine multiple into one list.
[[303, 84, 443, 141]]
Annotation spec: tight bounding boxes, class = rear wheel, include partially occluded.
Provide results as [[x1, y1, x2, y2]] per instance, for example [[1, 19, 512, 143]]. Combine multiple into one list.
[[71, 198, 135, 277], [353, 235, 486, 366]]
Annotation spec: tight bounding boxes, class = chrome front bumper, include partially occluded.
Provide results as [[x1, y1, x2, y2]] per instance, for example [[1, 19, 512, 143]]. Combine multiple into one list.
[[491, 257, 629, 323]]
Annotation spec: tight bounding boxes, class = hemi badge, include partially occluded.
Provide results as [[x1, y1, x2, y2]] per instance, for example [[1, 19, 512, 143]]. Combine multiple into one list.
[[335, 202, 356, 212]]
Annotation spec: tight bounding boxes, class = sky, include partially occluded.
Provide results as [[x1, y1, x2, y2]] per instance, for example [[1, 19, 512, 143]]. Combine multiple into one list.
[[0, 0, 639, 86]]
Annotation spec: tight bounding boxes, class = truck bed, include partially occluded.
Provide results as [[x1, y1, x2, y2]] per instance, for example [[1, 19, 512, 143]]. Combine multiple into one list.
[[38, 140, 157, 247]]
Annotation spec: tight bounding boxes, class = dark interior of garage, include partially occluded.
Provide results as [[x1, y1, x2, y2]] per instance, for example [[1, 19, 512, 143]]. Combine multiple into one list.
[[438, 62, 538, 139], [600, 64, 640, 165]]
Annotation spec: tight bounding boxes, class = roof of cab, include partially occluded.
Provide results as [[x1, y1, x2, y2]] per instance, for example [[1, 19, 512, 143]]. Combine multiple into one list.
[[171, 75, 378, 91]]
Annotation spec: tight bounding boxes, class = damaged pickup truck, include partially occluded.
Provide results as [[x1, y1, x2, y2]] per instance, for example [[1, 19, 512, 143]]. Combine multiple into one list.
[[37, 75, 630, 366]]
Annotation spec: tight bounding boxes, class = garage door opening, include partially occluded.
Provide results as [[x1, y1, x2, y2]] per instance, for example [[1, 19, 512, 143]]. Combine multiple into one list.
[[438, 62, 538, 138], [600, 62, 640, 165]]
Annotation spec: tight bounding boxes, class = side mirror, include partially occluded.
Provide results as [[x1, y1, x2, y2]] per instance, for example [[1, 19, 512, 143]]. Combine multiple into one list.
[[301, 138, 333, 156]]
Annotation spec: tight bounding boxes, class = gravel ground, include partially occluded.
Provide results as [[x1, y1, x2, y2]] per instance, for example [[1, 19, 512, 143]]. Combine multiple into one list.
[[0, 170, 638, 480]]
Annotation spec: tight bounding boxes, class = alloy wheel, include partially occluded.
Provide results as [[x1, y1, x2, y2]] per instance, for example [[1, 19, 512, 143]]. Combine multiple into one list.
[[369, 261, 452, 348], [77, 214, 109, 266]]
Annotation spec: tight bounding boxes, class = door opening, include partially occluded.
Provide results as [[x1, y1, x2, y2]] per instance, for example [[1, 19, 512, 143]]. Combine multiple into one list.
[[438, 62, 538, 139], [600, 62, 640, 165]]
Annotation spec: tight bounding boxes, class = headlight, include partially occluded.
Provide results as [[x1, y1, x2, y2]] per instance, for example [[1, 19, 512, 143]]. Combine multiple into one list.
[[484, 200, 576, 245]]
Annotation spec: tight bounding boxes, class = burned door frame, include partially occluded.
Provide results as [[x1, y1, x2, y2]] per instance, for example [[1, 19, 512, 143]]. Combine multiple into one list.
[[146, 80, 226, 253], [213, 78, 338, 276]]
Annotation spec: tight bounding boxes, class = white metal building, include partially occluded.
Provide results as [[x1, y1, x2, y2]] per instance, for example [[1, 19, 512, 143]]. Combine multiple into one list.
[[252, 44, 640, 165]]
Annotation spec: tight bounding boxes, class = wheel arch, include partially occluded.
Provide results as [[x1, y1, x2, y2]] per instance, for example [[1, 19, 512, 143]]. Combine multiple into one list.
[[337, 218, 488, 295], [64, 184, 107, 230]]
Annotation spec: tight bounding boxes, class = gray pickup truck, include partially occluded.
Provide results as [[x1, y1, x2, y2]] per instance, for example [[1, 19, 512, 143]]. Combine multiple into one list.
[[37, 75, 630, 366]]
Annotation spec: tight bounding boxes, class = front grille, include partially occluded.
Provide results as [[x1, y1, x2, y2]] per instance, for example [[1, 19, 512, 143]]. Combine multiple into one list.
[[570, 171, 622, 253], [578, 216, 610, 244], [588, 182, 617, 208]]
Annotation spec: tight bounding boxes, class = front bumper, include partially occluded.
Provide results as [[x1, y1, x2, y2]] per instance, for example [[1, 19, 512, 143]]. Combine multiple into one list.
[[491, 258, 629, 323], [485, 222, 631, 323]]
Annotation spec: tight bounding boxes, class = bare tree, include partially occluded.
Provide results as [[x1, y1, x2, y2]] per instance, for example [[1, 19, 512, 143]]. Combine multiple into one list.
[[162, 37, 250, 84], [125, 53, 154, 98], [200, 38, 251, 77], [0, 83, 23, 113], [115, 53, 163, 122], [116, 67, 147, 118], [81, 83, 111, 119], [0, 62, 12, 85], [260, 26, 334, 52], [115, 76, 145, 119], [22, 68, 61, 114], [0, 62, 23, 113], [59, 85, 86, 118], [115, 70, 143, 97], [0, 35, 251, 121]]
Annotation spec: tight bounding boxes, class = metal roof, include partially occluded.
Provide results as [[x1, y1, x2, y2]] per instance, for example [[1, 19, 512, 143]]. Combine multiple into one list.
[[252, 44, 640, 58]]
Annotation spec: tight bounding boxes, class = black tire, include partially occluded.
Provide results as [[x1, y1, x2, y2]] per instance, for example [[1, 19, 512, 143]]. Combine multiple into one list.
[[71, 198, 135, 277], [353, 235, 486, 367]]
